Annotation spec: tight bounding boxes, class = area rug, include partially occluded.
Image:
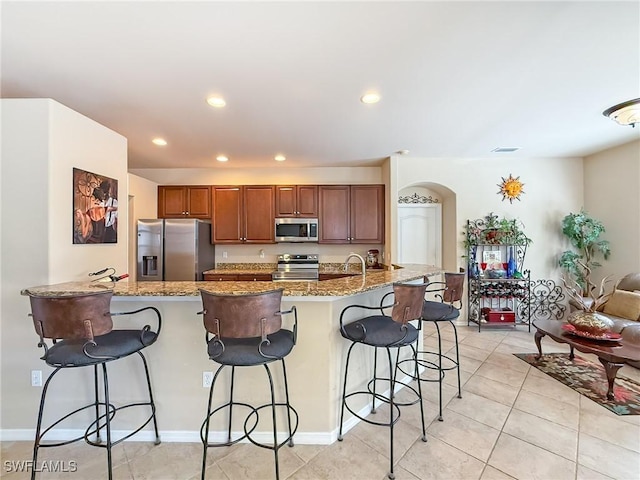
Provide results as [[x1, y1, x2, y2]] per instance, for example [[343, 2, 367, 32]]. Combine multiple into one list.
[[514, 353, 640, 415]]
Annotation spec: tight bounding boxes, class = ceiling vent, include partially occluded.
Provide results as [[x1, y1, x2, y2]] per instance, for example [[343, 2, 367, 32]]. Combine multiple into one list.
[[491, 147, 521, 153]]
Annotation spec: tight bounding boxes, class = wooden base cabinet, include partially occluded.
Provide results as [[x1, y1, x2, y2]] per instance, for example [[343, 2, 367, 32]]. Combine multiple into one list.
[[318, 185, 384, 244], [158, 186, 211, 218], [212, 186, 275, 244]]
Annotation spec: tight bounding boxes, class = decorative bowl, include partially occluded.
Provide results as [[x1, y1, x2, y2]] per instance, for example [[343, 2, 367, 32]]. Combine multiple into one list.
[[487, 269, 506, 279], [567, 311, 614, 336]]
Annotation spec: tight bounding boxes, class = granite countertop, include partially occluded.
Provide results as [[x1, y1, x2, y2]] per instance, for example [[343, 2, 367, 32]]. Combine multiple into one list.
[[21, 264, 442, 298]]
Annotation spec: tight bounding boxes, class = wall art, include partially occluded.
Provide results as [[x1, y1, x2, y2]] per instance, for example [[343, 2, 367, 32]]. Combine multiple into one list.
[[73, 168, 118, 244]]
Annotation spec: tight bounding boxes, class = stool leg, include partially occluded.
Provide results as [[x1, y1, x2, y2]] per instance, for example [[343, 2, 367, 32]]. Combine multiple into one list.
[[450, 321, 462, 399], [372, 347, 379, 414], [228, 366, 236, 443], [337, 342, 356, 441], [137, 351, 161, 444], [100, 363, 113, 480], [410, 344, 427, 442], [385, 347, 395, 480], [31, 368, 61, 480], [263, 364, 280, 480], [280, 359, 295, 447], [201, 364, 225, 480], [93, 365, 102, 443], [434, 322, 444, 421]]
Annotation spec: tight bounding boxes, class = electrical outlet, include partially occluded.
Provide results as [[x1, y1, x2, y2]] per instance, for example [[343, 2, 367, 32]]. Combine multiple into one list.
[[202, 371, 214, 388], [259, 249, 265, 258], [222, 251, 228, 259], [31, 370, 42, 387]]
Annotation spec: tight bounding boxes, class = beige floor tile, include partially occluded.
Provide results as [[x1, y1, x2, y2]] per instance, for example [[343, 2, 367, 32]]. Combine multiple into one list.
[[421, 336, 456, 354], [303, 435, 390, 480], [399, 436, 485, 480], [456, 353, 484, 374], [513, 389, 579, 430], [216, 443, 304, 480], [578, 432, 640, 480], [463, 375, 520, 407], [445, 390, 511, 429], [502, 409, 578, 461], [457, 344, 492, 362], [426, 410, 500, 462], [474, 362, 528, 388], [288, 443, 327, 464], [520, 368, 581, 405], [488, 433, 576, 480], [576, 464, 614, 480], [480, 465, 517, 480], [350, 414, 424, 462], [484, 351, 531, 373], [580, 394, 640, 427], [126, 442, 205, 479], [579, 409, 640, 453], [194, 462, 230, 480]]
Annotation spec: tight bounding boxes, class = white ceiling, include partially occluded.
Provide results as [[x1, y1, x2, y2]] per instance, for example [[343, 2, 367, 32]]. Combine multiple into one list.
[[2, 1, 639, 169]]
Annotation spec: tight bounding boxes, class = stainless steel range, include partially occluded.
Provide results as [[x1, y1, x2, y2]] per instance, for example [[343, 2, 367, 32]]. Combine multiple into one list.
[[272, 254, 319, 281]]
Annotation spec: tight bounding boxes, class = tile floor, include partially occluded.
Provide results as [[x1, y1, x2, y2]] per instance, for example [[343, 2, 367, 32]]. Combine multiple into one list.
[[2, 324, 640, 480]]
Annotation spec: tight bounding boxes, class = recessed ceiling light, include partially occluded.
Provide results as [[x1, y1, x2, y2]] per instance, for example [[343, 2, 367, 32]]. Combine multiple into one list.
[[361, 92, 381, 104], [216, 155, 229, 162], [396, 149, 410, 155], [207, 96, 226, 108], [152, 138, 167, 146], [274, 154, 286, 162], [491, 147, 521, 153]]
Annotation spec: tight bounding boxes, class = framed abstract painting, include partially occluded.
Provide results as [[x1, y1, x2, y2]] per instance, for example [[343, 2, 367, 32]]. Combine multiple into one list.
[[72, 168, 118, 244]]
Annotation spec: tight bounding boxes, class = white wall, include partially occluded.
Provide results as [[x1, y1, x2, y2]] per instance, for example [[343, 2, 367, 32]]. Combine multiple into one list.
[[389, 155, 585, 283], [0, 99, 127, 431], [583, 140, 640, 283]]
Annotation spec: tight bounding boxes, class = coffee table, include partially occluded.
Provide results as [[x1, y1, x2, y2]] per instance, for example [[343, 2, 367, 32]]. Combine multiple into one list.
[[532, 319, 640, 400]]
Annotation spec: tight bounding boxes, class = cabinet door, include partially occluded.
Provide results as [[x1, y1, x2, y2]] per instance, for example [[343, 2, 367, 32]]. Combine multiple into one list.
[[350, 185, 384, 243], [244, 186, 275, 243], [203, 273, 239, 281], [319, 186, 350, 243], [236, 273, 273, 281], [212, 187, 243, 243], [297, 185, 318, 217], [186, 186, 211, 218], [275, 186, 297, 217], [158, 186, 187, 218]]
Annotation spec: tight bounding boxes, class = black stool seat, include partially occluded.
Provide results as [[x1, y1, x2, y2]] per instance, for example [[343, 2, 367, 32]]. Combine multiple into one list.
[[341, 314, 419, 347], [45, 330, 158, 367], [422, 301, 460, 322], [207, 329, 294, 366]]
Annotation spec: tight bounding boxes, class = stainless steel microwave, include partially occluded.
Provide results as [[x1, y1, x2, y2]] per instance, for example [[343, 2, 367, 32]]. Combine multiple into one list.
[[274, 218, 318, 242]]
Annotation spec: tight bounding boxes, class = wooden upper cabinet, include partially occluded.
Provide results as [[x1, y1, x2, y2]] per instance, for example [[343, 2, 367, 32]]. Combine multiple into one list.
[[318, 185, 384, 244], [318, 186, 350, 243], [212, 186, 274, 244], [350, 185, 384, 244], [275, 185, 318, 217], [158, 186, 211, 219]]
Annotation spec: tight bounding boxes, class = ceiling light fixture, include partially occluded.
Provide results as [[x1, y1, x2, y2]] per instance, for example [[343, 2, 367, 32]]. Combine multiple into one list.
[[360, 93, 380, 104], [207, 96, 226, 108], [274, 154, 286, 162], [152, 138, 167, 146], [491, 147, 520, 153], [603, 98, 640, 127], [216, 155, 228, 162], [396, 149, 410, 155]]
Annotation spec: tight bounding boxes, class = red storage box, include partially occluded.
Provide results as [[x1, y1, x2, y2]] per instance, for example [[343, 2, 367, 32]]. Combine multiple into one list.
[[487, 308, 515, 323]]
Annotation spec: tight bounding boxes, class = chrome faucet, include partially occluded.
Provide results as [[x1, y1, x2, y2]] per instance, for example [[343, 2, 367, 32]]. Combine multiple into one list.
[[343, 253, 366, 275]]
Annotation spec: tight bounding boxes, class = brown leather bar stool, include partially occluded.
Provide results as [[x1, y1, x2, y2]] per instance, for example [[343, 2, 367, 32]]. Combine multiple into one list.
[[337, 282, 427, 480], [198, 288, 298, 480], [409, 273, 464, 421], [26, 290, 162, 480]]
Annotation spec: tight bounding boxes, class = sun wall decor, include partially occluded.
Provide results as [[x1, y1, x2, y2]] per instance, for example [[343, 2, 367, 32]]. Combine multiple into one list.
[[498, 174, 525, 203]]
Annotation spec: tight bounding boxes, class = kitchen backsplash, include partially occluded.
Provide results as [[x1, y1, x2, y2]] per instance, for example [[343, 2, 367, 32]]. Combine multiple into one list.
[[214, 243, 384, 265]]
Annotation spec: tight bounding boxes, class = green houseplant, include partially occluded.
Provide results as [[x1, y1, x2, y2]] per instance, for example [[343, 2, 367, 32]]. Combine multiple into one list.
[[558, 210, 611, 295]]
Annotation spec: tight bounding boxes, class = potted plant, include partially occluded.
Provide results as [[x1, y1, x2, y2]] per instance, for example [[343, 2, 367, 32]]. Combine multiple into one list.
[[558, 210, 611, 294]]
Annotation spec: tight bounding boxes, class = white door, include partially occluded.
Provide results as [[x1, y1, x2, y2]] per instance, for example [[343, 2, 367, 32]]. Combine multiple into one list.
[[398, 204, 442, 266]]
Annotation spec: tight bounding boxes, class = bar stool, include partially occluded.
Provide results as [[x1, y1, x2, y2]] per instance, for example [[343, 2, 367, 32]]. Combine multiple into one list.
[[337, 282, 427, 480], [26, 290, 162, 480], [198, 288, 298, 480], [416, 273, 464, 421]]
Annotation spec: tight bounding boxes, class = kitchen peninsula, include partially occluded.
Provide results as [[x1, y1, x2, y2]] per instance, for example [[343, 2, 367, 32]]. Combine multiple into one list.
[[22, 264, 440, 444]]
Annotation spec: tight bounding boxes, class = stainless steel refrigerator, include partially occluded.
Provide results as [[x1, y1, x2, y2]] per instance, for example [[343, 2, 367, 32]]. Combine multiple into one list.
[[137, 219, 215, 281]]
